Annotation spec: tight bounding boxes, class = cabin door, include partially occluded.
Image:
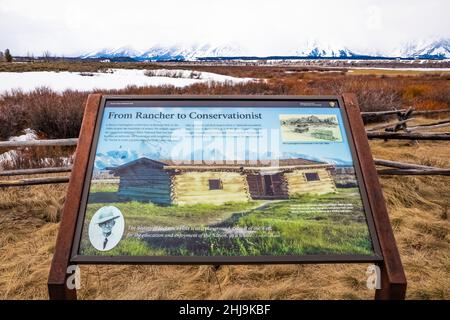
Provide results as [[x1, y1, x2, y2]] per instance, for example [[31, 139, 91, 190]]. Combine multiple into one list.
[[263, 175, 274, 196], [246, 173, 287, 199]]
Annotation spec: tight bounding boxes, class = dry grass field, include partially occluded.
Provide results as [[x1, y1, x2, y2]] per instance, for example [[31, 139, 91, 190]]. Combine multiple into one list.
[[0, 120, 448, 300], [0, 65, 449, 300]]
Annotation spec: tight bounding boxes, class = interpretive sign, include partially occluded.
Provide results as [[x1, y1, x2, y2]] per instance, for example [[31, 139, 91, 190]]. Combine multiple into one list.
[[48, 95, 406, 299]]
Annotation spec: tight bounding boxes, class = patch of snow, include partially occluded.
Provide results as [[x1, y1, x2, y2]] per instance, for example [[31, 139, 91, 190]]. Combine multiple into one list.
[[8, 128, 38, 142], [0, 150, 18, 170], [0, 129, 39, 169], [0, 149, 74, 170], [0, 128, 73, 170], [0, 69, 254, 94]]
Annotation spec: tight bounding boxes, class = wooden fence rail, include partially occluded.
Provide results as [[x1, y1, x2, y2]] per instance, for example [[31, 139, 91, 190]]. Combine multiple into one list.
[[1, 108, 450, 187], [373, 159, 439, 170], [1, 158, 449, 187], [0, 176, 70, 187], [0, 138, 78, 148], [412, 109, 450, 115], [374, 159, 450, 176], [366, 119, 414, 132], [377, 168, 450, 176], [367, 132, 450, 140], [407, 118, 450, 132], [361, 108, 450, 117], [2, 131, 450, 149], [0, 109, 448, 149], [0, 166, 73, 177]]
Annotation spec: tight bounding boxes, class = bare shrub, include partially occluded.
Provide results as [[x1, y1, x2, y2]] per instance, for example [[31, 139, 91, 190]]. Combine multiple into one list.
[[1, 70, 448, 138], [0, 88, 86, 139], [144, 69, 186, 78], [0, 99, 29, 139]]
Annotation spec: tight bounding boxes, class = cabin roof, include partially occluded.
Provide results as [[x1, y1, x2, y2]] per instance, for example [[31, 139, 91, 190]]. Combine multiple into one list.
[[107, 157, 333, 174], [105, 157, 167, 172]]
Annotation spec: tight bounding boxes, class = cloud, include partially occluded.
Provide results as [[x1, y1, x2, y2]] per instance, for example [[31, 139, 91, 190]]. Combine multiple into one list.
[[0, 0, 449, 56]]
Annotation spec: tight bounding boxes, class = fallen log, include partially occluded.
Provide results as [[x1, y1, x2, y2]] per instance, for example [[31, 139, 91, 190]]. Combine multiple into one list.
[[0, 166, 73, 176]]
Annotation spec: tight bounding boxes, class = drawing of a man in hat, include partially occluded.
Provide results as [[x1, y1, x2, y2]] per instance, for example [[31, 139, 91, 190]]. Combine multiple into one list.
[[88, 206, 124, 251]]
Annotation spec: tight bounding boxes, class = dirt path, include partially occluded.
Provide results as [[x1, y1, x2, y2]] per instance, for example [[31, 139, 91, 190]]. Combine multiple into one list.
[[209, 200, 285, 228]]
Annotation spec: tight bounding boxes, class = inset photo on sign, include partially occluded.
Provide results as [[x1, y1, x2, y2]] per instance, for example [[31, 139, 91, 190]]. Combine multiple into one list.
[[280, 114, 343, 143], [77, 102, 377, 260]]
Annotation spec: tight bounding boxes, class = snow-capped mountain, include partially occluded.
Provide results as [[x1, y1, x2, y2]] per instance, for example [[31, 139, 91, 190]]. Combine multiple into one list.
[[398, 38, 450, 59], [83, 43, 243, 61], [283, 152, 353, 167], [94, 146, 354, 171], [95, 143, 167, 170], [292, 40, 356, 58], [81, 46, 142, 59], [81, 38, 450, 61], [141, 43, 243, 60], [94, 149, 140, 170]]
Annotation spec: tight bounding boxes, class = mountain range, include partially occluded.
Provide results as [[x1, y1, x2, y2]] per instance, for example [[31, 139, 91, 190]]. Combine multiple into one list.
[[81, 38, 450, 61], [93, 148, 353, 171]]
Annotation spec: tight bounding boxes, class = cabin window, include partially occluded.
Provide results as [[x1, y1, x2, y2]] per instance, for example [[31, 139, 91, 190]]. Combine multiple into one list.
[[304, 172, 320, 182], [208, 179, 223, 190]]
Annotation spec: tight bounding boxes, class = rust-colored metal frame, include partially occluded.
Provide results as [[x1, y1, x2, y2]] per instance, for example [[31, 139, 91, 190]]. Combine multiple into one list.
[[48, 93, 102, 300], [342, 93, 407, 299], [47, 94, 406, 300]]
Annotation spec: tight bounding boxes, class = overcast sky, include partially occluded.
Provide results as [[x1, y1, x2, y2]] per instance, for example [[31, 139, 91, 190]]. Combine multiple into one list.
[[1, 0, 449, 56]]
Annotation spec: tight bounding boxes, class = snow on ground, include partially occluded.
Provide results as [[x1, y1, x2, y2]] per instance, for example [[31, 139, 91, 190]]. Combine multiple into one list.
[[7, 128, 38, 142], [0, 129, 73, 170], [0, 129, 38, 169], [0, 69, 254, 94]]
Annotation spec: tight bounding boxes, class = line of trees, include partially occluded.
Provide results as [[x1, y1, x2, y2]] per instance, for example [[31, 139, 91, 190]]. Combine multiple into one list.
[[0, 49, 13, 62], [0, 49, 60, 63]]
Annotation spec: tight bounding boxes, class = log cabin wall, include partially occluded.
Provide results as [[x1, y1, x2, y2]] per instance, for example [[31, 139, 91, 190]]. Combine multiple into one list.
[[117, 166, 172, 205], [284, 168, 336, 196], [111, 158, 337, 205], [171, 171, 250, 205]]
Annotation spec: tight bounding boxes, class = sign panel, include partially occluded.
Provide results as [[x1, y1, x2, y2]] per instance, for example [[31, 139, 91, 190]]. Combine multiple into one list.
[[71, 97, 382, 263]]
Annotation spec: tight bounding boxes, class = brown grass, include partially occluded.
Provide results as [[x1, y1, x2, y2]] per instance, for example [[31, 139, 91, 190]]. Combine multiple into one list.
[[0, 66, 449, 299], [0, 134, 448, 300]]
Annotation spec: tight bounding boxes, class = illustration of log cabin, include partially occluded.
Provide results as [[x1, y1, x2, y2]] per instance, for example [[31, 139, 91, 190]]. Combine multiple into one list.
[[107, 157, 336, 205]]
